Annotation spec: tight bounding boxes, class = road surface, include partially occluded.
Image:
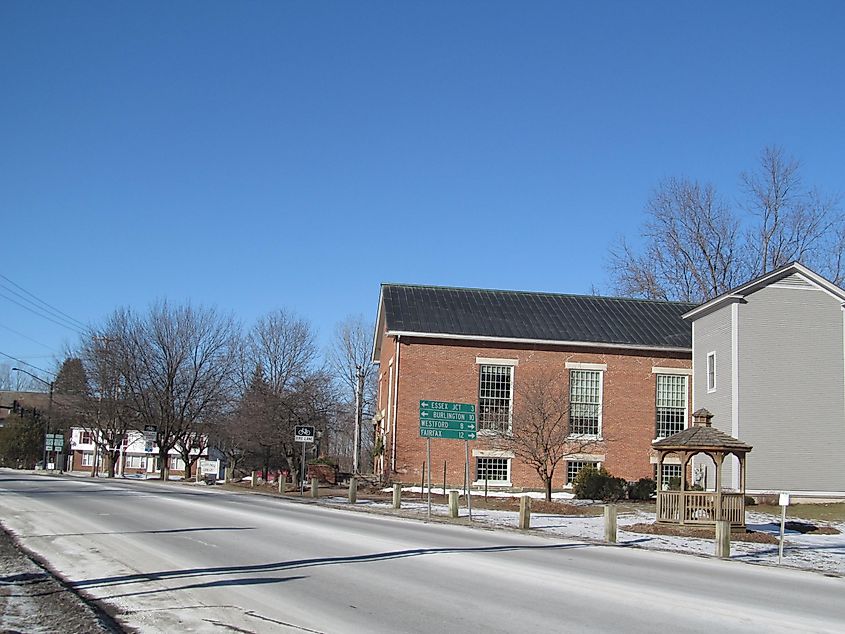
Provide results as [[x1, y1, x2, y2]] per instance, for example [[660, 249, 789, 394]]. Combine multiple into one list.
[[0, 470, 842, 633]]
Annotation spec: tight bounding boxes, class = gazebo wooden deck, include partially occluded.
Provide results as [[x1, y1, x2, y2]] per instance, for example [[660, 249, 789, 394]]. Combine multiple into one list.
[[652, 409, 752, 528]]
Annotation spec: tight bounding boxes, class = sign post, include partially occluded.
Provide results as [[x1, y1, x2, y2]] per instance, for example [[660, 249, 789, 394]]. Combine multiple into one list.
[[295, 425, 315, 496], [778, 492, 790, 564], [419, 400, 476, 521]]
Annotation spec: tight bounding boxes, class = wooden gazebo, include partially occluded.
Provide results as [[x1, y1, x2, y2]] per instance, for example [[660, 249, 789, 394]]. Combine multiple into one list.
[[653, 409, 752, 528]]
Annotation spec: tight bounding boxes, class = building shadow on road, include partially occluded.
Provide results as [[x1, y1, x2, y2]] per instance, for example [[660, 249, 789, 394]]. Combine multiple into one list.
[[26, 526, 256, 539]]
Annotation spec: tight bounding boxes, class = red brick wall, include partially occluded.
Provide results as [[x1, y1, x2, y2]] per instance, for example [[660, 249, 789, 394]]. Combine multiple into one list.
[[379, 336, 691, 490]]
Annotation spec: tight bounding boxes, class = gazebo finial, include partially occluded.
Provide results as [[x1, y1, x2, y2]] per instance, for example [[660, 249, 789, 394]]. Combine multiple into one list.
[[692, 408, 713, 427]]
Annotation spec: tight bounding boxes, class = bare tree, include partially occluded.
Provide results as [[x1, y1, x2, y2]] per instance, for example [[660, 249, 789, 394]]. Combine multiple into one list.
[[610, 146, 843, 301], [326, 315, 377, 471], [609, 177, 744, 302], [742, 146, 843, 282], [105, 302, 240, 480], [493, 369, 603, 502], [246, 309, 317, 394]]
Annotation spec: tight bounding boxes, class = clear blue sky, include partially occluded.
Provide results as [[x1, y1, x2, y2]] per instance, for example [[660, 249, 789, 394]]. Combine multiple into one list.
[[2, 1, 844, 379]]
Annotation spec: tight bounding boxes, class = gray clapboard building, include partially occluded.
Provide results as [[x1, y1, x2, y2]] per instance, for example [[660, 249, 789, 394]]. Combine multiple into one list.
[[684, 262, 845, 496]]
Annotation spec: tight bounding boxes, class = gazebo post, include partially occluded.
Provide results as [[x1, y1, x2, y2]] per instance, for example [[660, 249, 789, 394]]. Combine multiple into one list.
[[679, 452, 689, 525], [739, 454, 747, 518], [656, 451, 665, 520], [714, 453, 724, 522]]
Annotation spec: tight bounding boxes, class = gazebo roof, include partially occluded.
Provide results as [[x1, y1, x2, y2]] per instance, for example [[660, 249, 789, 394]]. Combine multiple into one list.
[[652, 409, 752, 453]]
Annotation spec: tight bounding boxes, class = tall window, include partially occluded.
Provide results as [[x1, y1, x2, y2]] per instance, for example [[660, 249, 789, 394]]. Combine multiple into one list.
[[656, 375, 687, 438], [707, 352, 716, 392], [81, 452, 94, 467], [80, 431, 92, 445], [569, 370, 602, 436], [478, 365, 513, 433], [475, 457, 510, 483], [169, 456, 185, 471]]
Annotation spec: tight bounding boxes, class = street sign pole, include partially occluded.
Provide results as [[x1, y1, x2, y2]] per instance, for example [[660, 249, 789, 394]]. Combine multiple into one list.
[[300, 441, 306, 496], [426, 437, 432, 521], [465, 440, 472, 521]]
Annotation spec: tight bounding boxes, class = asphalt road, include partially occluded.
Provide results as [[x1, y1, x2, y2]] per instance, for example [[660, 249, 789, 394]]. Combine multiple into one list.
[[0, 470, 843, 633]]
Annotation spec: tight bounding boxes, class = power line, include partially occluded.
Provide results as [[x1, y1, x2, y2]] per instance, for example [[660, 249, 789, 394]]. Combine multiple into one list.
[[0, 290, 85, 335], [0, 350, 55, 377], [0, 274, 88, 331], [0, 322, 57, 351]]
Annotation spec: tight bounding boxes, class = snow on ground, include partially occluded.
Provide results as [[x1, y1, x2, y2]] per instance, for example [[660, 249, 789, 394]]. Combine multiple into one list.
[[361, 488, 845, 576]]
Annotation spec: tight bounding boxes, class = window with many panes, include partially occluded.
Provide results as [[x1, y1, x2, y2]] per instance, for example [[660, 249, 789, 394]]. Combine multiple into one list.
[[81, 451, 94, 467], [125, 455, 144, 469], [655, 464, 682, 490], [475, 457, 510, 483], [656, 374, 687, 438], [478, 365, 513, 433], [566, 460, 599, 484], [169, 456, 185, 471], [569, 370, 602, 436], [80, 430, 92, 445]]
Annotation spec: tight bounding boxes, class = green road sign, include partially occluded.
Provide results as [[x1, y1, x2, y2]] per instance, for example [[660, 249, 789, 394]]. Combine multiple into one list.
[[419, 427, 477, 440], [419, 400, 476, 414], [419, 419, 476, 432], [419, 409, 475, 423]]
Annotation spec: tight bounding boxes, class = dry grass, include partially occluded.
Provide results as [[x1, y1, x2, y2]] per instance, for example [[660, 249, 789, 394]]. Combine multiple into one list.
[[625, 522, 779, 543]]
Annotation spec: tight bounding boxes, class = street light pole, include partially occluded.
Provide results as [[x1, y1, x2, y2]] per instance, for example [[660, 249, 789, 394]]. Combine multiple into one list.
[[353, 366, 364, 475], [12, 368, 54, 470]]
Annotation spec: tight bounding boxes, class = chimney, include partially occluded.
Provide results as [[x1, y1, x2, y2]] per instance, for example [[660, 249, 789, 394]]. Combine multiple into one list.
[[692, 408, 713, 427]]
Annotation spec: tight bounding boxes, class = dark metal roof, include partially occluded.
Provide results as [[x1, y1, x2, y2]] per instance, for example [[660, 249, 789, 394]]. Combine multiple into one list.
[[381, 284, 695, 350]]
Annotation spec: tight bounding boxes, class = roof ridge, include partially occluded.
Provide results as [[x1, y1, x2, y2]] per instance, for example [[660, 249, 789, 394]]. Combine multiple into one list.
[[380, 282, 697, 307]]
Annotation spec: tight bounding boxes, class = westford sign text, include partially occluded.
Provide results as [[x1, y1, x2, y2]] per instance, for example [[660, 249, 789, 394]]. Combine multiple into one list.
[[419, 400, 477, 440]]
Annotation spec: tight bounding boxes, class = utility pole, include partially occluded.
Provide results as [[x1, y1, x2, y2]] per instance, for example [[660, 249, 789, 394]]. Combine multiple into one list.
[[352, 366, 364, 474]]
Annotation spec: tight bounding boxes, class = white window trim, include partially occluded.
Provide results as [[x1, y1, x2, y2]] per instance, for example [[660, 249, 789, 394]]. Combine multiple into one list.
[[651, 367, 692, 375], [476, 356, 518, 366], [706, 351, 717, 393], [472, 449, 514, 458], [567, 368, 604, 440], [473, 456, 512, 487], [477, 363, 515, 436], [565, 362, 607, 371], [564, 459, 603, 487]]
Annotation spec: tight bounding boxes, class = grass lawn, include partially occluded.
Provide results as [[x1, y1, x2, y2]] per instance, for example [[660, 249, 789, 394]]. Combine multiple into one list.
[[753, 502, 845, 523]]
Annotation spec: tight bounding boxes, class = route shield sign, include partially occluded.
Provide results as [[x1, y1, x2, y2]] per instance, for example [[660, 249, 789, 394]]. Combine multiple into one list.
[[295, 425, 315, 443]]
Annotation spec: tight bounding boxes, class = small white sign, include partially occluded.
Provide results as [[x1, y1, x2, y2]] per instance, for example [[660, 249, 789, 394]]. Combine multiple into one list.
[[294, 425, 315, 443], [779, 492, 790, 506], [199, 459, 219, 476]]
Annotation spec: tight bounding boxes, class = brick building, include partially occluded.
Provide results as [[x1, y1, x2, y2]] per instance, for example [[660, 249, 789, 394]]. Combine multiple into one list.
[[371, 284, 694, 491]]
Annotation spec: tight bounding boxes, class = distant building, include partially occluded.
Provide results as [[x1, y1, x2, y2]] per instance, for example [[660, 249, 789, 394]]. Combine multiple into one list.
[[685, 262, 845, 497], [371, 284, 694, 490]]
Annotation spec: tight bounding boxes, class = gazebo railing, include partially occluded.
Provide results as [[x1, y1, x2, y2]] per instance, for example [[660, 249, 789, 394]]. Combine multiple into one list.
[[657, 491, 745, 527]]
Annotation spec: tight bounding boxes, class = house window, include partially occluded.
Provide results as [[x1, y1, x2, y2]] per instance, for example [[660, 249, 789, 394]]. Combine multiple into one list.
[[707, 352, 716, 392], [125, 455, 144, 469], [475, 457, 510, 484], [81, 451, 94, 467], [566, 460, 599, 484], [478, 365, 513, 434], [569, 370, 602, 436], [656, 464, 683, 490], [656, 375, 687, 438], [80, 431, 92, 445], [169, 456, 185, 471]]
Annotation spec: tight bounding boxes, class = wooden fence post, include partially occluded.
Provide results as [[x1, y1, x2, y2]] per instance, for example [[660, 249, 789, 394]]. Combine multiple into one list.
[[311, 477, 318, 498], [518, 495, 531, 530], [715, 520, 731, 559], [250, 471, 256, 488], [604, 504, 617, 543], [449, 490, 459, 518], [279, 476, 286, 495], [349, 476, 358, 504], [393, 483, 401, 509]]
